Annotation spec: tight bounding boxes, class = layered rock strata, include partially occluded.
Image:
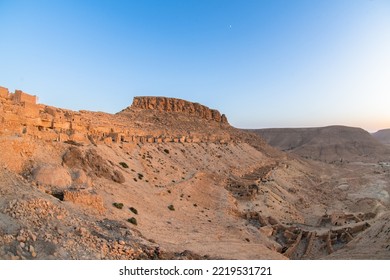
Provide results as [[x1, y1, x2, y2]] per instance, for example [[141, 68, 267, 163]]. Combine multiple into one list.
[[130, 96, 228, 124]]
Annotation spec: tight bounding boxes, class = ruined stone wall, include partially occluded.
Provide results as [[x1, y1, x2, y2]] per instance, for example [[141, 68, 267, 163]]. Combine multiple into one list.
[[21, 102, 40, 118], [13, 90, 37, 104], [131, 96, 228, 124], [0, 86, 9, 99]]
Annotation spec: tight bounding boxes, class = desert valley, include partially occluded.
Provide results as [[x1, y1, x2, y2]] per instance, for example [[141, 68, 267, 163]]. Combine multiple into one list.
[[0, 85, 389, 260]]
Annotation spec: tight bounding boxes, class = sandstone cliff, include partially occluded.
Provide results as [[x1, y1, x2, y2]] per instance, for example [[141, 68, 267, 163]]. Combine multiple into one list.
[[129, 96, 228, 124]]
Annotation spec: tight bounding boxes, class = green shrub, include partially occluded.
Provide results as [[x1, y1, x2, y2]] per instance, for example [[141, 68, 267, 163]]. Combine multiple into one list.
[[119, 162, 129, 168], [129, 207, 138, 215], [127, 217, 137, 225], [168, 204, 175, 211], [113, 202, 124, 209]]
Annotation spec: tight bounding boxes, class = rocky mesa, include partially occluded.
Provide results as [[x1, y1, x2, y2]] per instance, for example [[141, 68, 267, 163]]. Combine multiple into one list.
[[127, 96, 228, 124]]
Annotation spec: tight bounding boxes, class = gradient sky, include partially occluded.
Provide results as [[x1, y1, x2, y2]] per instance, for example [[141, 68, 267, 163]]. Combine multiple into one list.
[[0, 0, 389, 132]]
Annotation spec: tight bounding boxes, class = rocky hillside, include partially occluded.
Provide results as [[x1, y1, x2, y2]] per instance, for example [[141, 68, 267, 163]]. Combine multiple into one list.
[[1, 87, 389, 260], [248, 126, 390, 162], [0, 89, 290, 259]]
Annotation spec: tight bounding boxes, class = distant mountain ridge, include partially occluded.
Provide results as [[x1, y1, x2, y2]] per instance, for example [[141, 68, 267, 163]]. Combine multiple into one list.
[[372, 129, 390, 146], [247, 125, 390, 162]]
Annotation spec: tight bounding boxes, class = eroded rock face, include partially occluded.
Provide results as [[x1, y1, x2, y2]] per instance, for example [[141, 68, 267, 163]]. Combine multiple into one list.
[[62, 147, 125, 184], [130, 96, 228, 124]]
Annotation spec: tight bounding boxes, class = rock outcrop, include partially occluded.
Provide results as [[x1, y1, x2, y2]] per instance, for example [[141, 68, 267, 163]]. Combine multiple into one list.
[[130, 96, 228, 124]]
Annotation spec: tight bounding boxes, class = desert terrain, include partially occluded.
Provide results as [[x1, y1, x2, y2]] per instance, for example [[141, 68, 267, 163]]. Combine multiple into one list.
[[0, 86, 389, 260]]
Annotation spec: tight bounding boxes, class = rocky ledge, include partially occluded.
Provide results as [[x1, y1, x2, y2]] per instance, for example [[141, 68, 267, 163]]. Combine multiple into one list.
[[129, 96, 228, 124]]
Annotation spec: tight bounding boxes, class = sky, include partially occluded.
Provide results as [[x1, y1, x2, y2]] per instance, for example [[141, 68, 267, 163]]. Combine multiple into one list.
[[0, 0, 389, 132]]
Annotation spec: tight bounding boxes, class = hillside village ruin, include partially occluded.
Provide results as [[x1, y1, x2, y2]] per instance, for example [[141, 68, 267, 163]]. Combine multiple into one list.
[[0, 86, 231, 145], [0, 85, 389, 260]]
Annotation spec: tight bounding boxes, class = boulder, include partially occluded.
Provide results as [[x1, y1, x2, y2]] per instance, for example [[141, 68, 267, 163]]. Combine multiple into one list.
[[33, 165, 72, 188]]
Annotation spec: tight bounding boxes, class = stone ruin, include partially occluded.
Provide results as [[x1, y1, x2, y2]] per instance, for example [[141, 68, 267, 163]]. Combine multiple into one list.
[[226, 164, 276, 200], [0, 87, 37, 105], [225, 163, 376, 259], [13, 90, 37, 104], [244, 210, 373, 259], [0, 86, 9, 99]]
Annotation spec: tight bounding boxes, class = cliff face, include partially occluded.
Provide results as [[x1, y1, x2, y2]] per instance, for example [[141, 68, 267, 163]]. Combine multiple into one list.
[[130, 96, 228, 124]]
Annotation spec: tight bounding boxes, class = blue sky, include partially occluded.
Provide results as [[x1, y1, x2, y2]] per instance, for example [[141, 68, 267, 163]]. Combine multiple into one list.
[[0, 0, 389, 132]]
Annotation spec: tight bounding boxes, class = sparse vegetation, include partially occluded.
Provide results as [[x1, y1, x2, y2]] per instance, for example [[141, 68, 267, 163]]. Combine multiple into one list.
[[127, 217, 137, 225], [113, 202, 124, 209], [129, 207, 138, 215], [168, 204, 175, 211], [119, 162, 129, 168], [163, 149, 170, 154], [138, 173, 144, 180]]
